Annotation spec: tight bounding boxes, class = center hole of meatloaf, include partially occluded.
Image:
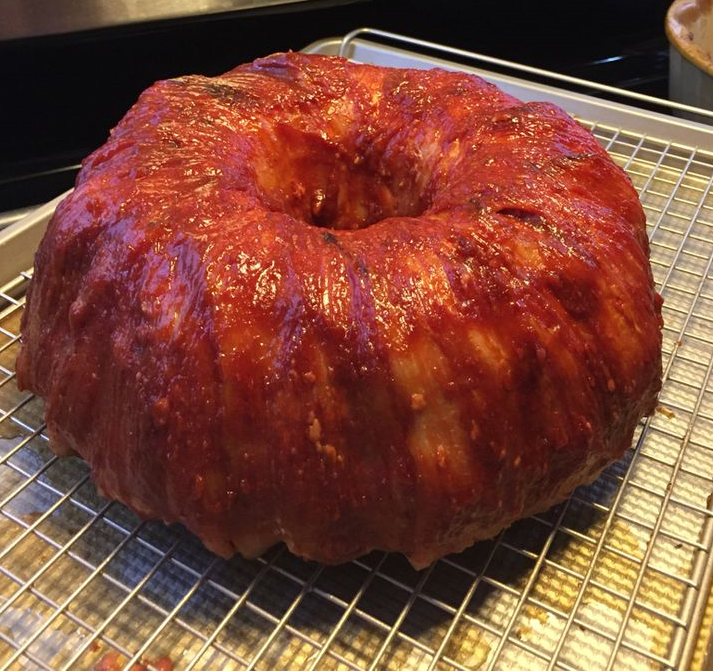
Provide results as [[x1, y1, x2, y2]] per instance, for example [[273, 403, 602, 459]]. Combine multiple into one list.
[[254, 124, 429, 231]]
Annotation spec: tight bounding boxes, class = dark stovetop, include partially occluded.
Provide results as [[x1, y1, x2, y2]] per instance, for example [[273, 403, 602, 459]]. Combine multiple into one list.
[[0, 0, 672, 214]]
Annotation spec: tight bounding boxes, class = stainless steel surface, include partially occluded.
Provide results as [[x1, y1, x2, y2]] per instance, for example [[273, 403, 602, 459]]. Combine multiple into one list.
[[666, 0, 713, 126], [0, 0, 323, 41], [1, 31, 712, 670], [0, 194, 65, 288], [0, 207, 40, 233], [669, 44, 713, 127]]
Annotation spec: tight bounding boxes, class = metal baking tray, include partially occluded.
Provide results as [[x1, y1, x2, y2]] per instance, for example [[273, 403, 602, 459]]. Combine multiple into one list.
[[0, 28, 712, 670]]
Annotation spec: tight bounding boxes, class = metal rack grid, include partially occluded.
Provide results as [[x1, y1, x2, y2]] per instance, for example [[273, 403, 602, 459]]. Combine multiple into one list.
[[1, 32, 713, 671]]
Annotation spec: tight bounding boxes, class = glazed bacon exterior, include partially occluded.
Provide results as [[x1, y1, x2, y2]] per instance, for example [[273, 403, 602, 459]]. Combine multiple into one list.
[[17, 53, 662, 568]]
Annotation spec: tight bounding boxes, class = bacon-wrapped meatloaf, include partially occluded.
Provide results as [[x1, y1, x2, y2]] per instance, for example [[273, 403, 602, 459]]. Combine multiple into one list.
[[17, 53, 663, 568]]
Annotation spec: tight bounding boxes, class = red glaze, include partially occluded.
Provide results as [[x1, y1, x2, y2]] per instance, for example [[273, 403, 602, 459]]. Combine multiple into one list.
[[93, 652, 172, 671], [17, 53, 663, 568]]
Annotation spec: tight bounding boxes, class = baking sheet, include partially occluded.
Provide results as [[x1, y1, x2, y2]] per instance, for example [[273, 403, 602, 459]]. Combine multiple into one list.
[[0, 30, 712, 671]]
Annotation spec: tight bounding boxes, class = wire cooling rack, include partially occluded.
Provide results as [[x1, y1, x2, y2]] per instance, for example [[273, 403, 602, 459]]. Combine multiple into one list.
[[1, 30, 713, 671]]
